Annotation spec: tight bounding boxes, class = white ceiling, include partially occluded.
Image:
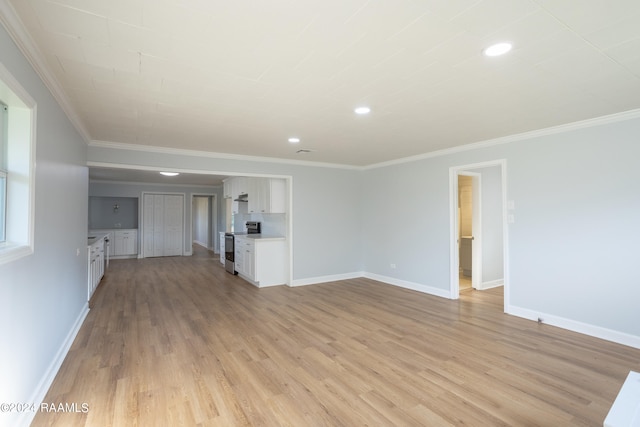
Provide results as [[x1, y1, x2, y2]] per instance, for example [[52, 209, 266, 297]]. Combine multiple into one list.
[[5, 0, 640, 167]]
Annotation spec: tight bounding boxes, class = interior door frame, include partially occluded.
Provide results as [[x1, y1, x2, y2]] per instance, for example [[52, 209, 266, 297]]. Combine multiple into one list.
[[190, 193, 217, 252], [449, 159, 509, 311]]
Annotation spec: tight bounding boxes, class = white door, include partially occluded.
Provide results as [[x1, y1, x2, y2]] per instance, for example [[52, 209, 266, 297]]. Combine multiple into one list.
[[164, 194, 183, 256], [143, 193, 184, 258], [152, 194, 165, 257], [143, 194, 155, 257]]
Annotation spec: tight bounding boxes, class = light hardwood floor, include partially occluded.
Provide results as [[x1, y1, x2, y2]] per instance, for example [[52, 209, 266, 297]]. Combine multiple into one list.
[[32, 247, 640, 426]]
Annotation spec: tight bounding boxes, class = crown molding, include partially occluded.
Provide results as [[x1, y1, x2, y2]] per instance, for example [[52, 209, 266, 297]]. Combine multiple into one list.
[[0, 0, 91, 143], [364, 108, 640, 170], [89, 140, 362, 170]]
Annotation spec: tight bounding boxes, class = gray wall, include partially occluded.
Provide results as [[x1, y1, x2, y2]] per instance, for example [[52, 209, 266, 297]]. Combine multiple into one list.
[[362, 117, 640, 341], [0, 23, 88, 427], [89, 196, 138, 229]]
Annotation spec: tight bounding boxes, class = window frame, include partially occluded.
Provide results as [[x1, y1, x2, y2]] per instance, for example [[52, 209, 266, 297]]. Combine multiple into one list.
[[0, 61, 36, 264]]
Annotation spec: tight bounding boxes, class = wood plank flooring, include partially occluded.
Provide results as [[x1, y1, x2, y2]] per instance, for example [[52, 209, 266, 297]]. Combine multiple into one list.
[[32, 247, 640, 426]]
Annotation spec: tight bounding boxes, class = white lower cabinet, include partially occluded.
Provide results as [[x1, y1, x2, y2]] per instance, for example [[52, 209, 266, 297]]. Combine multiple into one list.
[[88, 236, 105, 301], [114, 229, 138, 256], [219, 232, 226, 264], [90, 229, 138, 258], [235, 237, 286, 287]]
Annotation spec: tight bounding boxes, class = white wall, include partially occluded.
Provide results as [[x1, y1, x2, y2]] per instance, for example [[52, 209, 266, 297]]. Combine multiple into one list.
[[362, 115, 640, 346], [0, 24, 88, 427]]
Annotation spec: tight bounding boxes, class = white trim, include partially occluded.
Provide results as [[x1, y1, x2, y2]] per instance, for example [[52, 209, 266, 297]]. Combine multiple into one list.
[[364, 272, 452, 299], [90, 179, 222, 189], [0, 0, 91, 143], [16, 303, 89, 427], [290, 271, 364, 287], [508, 305, 640, 350], [478, 279, 504, 290], [87, 161, 292, 180], [88, 109, 640, 170], [0, 59, 36, 265], [89, 140, 361, 170], [364, 108, 640, 170]]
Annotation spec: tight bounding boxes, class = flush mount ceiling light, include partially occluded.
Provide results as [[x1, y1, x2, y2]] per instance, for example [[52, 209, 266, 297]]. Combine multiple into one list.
[[354, 106, 371, 115], [483, 42, 512, 57], [288, 137, 300, 143], [159, 171, 179, 176]]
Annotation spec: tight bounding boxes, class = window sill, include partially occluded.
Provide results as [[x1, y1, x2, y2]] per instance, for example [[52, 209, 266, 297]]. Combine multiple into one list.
[[0, 243, 33, 266]]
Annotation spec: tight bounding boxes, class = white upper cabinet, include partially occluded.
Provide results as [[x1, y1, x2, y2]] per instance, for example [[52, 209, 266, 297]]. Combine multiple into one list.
[[223, 179, 232, 199], [248, 178, 286, 214], [224, 177, 249, 200]]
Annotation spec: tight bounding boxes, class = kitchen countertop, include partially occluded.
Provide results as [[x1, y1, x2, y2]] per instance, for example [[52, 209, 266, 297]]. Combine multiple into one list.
[[87, 233, 108, 247], [233, 233, 285, 241]]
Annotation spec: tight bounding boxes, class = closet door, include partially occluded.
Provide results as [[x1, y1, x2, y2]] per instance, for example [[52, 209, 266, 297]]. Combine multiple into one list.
[[143, 193, 184, 258], [152, 195, 165, 257], [163, 194, 183, 256], [143, 194, 155, 258]]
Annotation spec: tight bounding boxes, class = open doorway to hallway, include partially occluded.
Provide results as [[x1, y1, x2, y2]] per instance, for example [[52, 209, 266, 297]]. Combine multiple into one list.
[[449, 160, 508, 310], [457, 173, 480, 291]]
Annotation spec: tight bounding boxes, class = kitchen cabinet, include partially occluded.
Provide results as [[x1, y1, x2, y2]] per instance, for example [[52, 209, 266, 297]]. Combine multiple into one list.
[[234, 236, 254, 278], [87, 235, 106, 300], [219, 232, 226, 264], [234, 236, 246, 276], [248, 178, 286, 214], [223, 179, 232, 199], [90, 229, 137, 258], [235, 236, 286, 287], [224, 177, 248, 200], [114, 229, 137, 256]]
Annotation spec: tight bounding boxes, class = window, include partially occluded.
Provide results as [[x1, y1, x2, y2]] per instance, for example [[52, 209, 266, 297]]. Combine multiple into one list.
[[0, 62, 35, 264], [1, 101, 7, 243]]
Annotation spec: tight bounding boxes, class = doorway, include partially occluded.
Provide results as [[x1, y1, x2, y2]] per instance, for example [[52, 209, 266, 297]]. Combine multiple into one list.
[[191, 194, 217, 253], [457, 172, 481, 291], [449, 160, 508, 309]]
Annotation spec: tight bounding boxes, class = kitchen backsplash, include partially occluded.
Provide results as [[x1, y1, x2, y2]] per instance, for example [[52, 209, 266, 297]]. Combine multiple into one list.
[[234, 213, 286, 236]]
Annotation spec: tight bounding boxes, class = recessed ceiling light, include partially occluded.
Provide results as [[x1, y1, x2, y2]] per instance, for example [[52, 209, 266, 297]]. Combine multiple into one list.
[[160, 172, 179, 177], [354, 106, 371, 115], [288, 137, 300, 143], [483, 42, 512, 57]]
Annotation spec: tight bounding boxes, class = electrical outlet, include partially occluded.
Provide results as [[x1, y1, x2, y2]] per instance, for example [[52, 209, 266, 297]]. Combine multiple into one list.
[[390, 263, 396, 269], [76, 248, 80, 256]]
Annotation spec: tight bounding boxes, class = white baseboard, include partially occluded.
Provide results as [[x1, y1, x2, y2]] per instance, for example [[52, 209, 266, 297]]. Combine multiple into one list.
[[508, 305, 640, 350], [478, 279, 504, 290], [290, 271, 364, 287], [364, 272, 452, 299], [16, 303, 89, 427]]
